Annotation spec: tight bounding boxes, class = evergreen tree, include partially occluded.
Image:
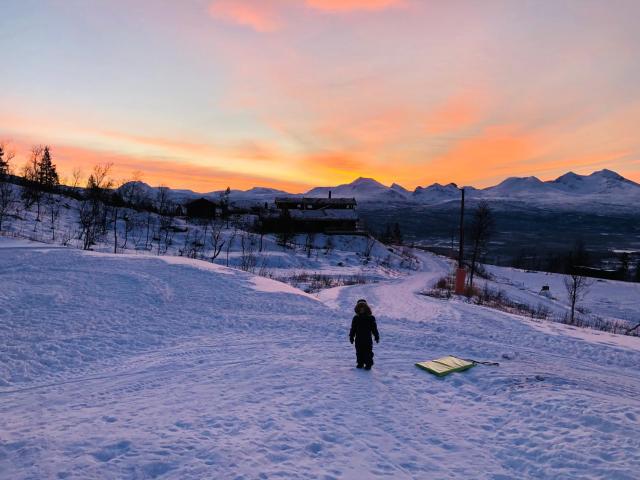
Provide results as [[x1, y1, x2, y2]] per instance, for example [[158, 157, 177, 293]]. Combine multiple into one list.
[[392, 222, 403, 244], [381, 223, 392, 244], [617, 252, 630, 281], [634, 260, 640, 283], [0, 145, 8, 177], [37, 146, 59, 189]]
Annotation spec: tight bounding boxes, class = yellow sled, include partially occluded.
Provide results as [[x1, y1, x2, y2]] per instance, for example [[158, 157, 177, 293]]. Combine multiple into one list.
[[415, 356, 475, 377]]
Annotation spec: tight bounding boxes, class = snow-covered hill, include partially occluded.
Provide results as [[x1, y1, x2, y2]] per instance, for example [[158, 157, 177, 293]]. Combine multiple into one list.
[[116, 182, 290, 206], [2, 239, 639, 479]]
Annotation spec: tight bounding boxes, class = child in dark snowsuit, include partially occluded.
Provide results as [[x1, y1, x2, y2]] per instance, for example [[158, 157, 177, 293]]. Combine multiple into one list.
[[349, 299, 379, 370]]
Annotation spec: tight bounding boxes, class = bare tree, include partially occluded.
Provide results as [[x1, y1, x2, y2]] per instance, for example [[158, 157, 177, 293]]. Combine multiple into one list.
[[324, 235, 334, 255], [121, 212, 135, 250], [119, 173, 145, 208], [157, 207, 175, 255], [112, 177, 140, 253], [225, 226, 237, 267], [564, 273, 594, 325], [21, 146, 45, 221], [44, 192, 61, 241], [305, 232, 316, 258], [144, 210, 154, 250], [363, 235, 376, 261], [240, 232, 257, 272], [112, 201, 120, 254], [79, 164, 113, 250], [71, 167, 84, 189], [468, 201, 495, 289], [156, 186, 170, 215], [186, 229, 205, 259]]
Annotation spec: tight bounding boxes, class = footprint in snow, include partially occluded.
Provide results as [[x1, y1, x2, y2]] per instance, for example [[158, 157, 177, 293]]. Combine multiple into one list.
[[91, 441, 131, 462], [293, 408, 315, 418], [142, 461, 174, 478], [307, 442, 323, 455]]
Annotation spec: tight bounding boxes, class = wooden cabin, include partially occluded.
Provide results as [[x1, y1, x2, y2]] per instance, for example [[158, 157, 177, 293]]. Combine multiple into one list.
[[262, 196, 360, 233], [185, 198, 217, 219]]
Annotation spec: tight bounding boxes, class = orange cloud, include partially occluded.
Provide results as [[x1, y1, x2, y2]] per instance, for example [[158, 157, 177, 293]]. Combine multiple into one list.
[[524, 150, 634, 179], [306, 0, 404, 12], [3, 136, 310, 193], [302, 152, 366, 181], [427, 126, 538, 186], [425, 91, 486, 135], [208, 1, 280, 32]]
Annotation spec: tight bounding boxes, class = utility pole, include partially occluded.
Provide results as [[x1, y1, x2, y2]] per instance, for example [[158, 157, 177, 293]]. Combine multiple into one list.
[[455, 187, 466, 294]]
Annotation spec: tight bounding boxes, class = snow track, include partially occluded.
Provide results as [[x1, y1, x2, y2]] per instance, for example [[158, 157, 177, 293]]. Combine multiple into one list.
[[1, 241, 640, 479]]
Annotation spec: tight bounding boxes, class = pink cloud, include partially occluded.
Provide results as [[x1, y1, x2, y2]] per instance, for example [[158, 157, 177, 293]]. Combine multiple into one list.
[[207, 0, 403, 33], [208, 1, 281, 33], [306, 0, 404, 12]]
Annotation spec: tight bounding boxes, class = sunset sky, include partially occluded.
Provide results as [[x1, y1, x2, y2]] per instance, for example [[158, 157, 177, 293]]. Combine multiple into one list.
[[1, 0, 639, 192]]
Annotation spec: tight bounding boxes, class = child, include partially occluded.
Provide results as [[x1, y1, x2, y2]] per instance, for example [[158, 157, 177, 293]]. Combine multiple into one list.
[[349, 299, 380, 370]]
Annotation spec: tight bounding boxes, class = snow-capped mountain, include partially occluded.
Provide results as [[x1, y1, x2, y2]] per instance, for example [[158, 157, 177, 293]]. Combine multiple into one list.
[[117, 182, 290, 205], [550, 169, 639, 195], [483, 176, 553, 197], [119, 169, 639, 210], [301, 169, 640, 207], [477, 169, 640, 207], [412, 182, 468, 203], [305, 177, 407, 201]]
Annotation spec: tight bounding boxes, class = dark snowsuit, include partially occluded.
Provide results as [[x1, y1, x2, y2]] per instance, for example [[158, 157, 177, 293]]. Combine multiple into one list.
[[349, 314, 379, 368]]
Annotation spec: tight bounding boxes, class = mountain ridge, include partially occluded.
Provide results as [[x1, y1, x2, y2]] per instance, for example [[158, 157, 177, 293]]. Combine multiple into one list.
[[118, 169, 640, 209]]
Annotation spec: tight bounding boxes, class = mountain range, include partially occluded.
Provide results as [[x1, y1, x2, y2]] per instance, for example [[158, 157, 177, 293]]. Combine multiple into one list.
[[120, 169, 640, 210]]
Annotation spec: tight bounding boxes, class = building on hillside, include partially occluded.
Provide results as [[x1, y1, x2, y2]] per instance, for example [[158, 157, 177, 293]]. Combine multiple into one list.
[[185, 198, 217, 219], [261, 195, 361, 234]]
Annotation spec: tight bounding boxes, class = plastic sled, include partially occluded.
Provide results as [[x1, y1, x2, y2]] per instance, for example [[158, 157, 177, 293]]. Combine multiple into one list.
[[415, 356, 475, 377]]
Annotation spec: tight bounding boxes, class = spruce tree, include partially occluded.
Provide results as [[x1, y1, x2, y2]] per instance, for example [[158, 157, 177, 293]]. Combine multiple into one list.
[[392, 222, 403, 244], [0, 145, 7, 177], [38, 146, 59, 189]]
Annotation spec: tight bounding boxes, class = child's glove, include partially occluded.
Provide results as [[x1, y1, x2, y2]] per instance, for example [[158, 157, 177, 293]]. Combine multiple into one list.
[[375, 337, 379, 343], [349, 336, 354, 344]]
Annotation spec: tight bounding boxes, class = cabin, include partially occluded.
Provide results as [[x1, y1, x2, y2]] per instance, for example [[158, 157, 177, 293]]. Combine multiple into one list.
[[261, 195, 360, 234], [539, 285, 552, 298], [185, 198, 217, 219]]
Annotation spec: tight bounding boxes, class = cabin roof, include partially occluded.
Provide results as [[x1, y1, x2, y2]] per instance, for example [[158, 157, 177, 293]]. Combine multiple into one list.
[[185, 197, 217, 207], [287, 209, 359, 221], [275, 197, 357, 207]]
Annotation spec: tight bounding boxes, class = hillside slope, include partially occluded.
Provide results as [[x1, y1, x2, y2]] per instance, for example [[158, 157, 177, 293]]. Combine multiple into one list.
[[1, 239, 639, 479]]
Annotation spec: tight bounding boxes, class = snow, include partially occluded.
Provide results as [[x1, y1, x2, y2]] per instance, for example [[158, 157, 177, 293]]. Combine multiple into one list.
[[249, 275, 318, 297], [0, 181, 417, 290], [1, 238, 640, 479], [484, 264, 640, 327]]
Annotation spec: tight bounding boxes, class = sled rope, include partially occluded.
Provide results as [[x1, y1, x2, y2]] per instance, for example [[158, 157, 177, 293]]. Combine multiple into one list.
[[462, 358, 500, 367]]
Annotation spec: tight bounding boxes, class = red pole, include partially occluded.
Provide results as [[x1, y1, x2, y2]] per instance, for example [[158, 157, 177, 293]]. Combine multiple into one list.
[[455, 187, 466, 294]]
